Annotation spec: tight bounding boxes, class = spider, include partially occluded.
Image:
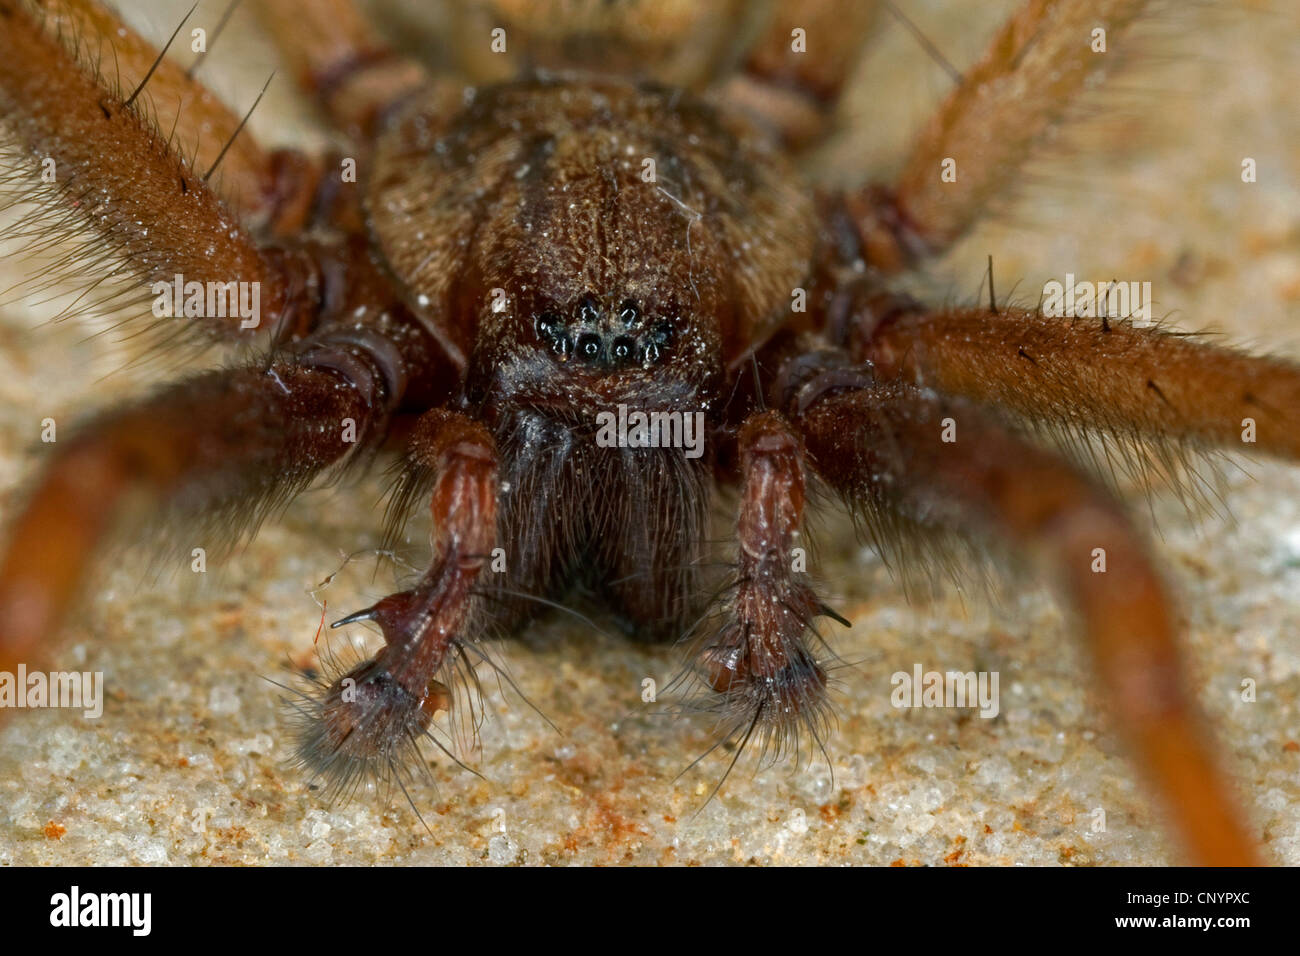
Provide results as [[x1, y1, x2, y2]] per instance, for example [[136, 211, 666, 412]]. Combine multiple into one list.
[[0, 0, 1295, 865]]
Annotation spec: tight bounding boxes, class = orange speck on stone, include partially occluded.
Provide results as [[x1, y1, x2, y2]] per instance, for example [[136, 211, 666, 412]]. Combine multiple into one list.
[[1284, 740, 1299, 753], [890, 858, 906, 867], [1127, 241, 1163, 270], [43, 821, 66, 840], [984, 824, 994, 834], [943, 836, 967, 864], [1243, 231, 1275, 255]]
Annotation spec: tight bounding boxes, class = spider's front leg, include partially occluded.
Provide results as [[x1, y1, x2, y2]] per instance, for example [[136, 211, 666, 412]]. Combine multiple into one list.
[[854, 301, 1300, 463], [1, 0, 320, 254], [297, 410, 498, 790], [713, 0, 880, 150], [838, 0, 1151, 270], [789, 366, 1260, 865], [691, 410, 841, 769], [0, 331, 411, 680], [258, 0, 435, 139]]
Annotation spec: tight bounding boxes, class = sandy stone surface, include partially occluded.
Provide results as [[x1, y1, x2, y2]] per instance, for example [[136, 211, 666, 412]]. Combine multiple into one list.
[[0, 1, 1297, 866]]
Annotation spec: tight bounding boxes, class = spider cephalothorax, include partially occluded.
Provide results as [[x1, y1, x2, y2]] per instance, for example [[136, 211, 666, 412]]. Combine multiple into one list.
[[0, 0, 1293, 865]]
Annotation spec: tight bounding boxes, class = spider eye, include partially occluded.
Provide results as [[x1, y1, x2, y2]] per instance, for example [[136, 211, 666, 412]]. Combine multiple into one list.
[[536, 311, 561, 338], [618, 300, 639, 326], [611, 336, 634, 362], [642, 341, 660, 364], [577, 333, 602, 360], [551, 334, 572, 359], [578, 296, 600, 325]]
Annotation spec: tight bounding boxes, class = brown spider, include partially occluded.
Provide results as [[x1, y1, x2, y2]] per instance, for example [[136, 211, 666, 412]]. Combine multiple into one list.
[[0, 0, 1294, 865]]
